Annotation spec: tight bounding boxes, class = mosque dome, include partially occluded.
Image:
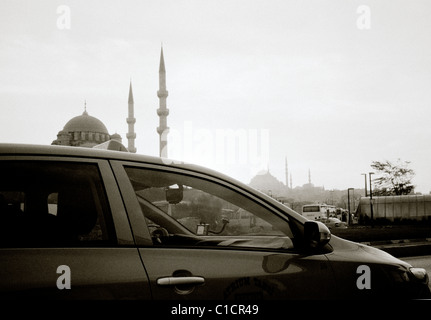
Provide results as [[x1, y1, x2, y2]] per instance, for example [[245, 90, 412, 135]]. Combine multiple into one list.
[[249, 170, 286, 197], [110, 133, 122, 141], [63, 110, 109, 134], [52, 108, 117, 148]]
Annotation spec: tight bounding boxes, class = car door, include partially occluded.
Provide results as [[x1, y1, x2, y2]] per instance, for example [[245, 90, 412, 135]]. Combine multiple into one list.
[[112, 161, 337, 300], [0, 156, 151, 299]]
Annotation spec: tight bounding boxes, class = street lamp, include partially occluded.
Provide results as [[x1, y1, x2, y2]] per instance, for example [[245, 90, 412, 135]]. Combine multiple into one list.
[[347, 188, 354, 225], [369, 172, 374, 226], [361, 173, 368, 197]]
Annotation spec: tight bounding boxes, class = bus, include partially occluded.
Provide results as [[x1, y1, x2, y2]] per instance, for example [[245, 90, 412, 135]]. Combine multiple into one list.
[[301, 203, 336, 220]]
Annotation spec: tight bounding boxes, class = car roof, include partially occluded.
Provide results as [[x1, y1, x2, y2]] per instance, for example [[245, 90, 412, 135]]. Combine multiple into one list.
[[0, 143, 306, 222], [0, 143, 253, 191], [0, 142, 164, 163], [0, 143, 221, 177]]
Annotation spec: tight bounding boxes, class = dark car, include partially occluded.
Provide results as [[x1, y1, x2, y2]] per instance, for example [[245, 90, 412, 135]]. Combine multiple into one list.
[[0, 143, 429, 300]]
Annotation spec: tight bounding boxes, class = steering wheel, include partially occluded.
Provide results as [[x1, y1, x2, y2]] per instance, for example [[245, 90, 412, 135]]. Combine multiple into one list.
[[148, 224, 169, 244]]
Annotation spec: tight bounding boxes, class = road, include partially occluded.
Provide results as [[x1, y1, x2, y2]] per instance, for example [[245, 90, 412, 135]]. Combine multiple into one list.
[[401, 255, 431, 275]]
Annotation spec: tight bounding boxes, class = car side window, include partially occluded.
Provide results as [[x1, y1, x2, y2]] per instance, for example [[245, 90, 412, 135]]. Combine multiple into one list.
[[125, 166, 295, 250], [0, 161, 115, 247]]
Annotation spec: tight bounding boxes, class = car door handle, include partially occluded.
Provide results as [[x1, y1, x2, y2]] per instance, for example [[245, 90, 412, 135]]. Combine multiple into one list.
[[157, 276, 205, 286]]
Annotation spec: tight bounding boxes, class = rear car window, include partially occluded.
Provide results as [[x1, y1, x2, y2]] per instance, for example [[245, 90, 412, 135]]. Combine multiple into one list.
[[0, 161, 115, 247]]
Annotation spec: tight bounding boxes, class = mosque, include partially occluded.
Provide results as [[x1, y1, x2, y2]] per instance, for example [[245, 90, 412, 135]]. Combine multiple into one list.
[[51, 47, 169, 157], [50, 47, 319, 193], [51, 103, 120, 148]]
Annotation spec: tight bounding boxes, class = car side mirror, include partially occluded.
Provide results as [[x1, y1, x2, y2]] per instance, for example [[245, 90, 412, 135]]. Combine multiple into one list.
[[304, 221, 331, 249]]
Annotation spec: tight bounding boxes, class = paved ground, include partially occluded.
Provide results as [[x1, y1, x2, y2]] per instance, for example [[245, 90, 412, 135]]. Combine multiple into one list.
[[330, 224, 431, 257], [364, 238, 431, 257]]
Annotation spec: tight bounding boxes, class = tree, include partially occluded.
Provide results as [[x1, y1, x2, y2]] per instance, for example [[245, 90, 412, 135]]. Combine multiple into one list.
[[370, 159, 415, 195]]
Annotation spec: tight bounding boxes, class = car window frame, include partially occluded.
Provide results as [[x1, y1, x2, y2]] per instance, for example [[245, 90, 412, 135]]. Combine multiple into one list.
[[0, 155, 135, 246], [110, 160, 300, 250]]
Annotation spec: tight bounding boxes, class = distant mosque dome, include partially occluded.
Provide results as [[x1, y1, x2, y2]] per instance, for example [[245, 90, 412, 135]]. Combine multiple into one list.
[[63, 110, 109, 135], [52, 107, 121, 148], [249, 170, 286, 197]]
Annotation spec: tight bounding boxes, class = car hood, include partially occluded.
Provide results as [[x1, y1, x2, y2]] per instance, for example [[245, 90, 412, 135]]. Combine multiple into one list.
[[326, 235, 412, 268]]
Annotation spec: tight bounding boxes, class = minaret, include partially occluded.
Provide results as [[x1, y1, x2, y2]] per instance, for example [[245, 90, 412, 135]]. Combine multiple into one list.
[[308, 169, 311, 184], [285, 157, 288, 187], [157, 46, 169, 157], [126, 80, 137, 153]]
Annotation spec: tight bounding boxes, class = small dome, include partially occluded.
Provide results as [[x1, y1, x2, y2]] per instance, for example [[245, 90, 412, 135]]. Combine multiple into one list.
[[111, 133, 122, 141], [63, 110, 109, 134]]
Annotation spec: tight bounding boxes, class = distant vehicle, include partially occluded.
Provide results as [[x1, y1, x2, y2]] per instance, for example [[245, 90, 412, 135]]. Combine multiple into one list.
[[317, 217, 348, 229], [0, 143, 429, 300], [301, 203, 335, 220]]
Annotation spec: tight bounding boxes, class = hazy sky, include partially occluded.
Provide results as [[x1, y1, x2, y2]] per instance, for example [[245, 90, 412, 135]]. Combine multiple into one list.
[[1, 0, 431, 193]]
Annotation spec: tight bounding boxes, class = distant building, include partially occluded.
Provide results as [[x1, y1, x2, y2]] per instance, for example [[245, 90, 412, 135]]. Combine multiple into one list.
[[248, 166, 331, 206], [157, 47, 169, 157], [126, 81, 137, 153], [52, 105, 121, 148], [249, 170, 287, 198], [52, 46, 170, 152]]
